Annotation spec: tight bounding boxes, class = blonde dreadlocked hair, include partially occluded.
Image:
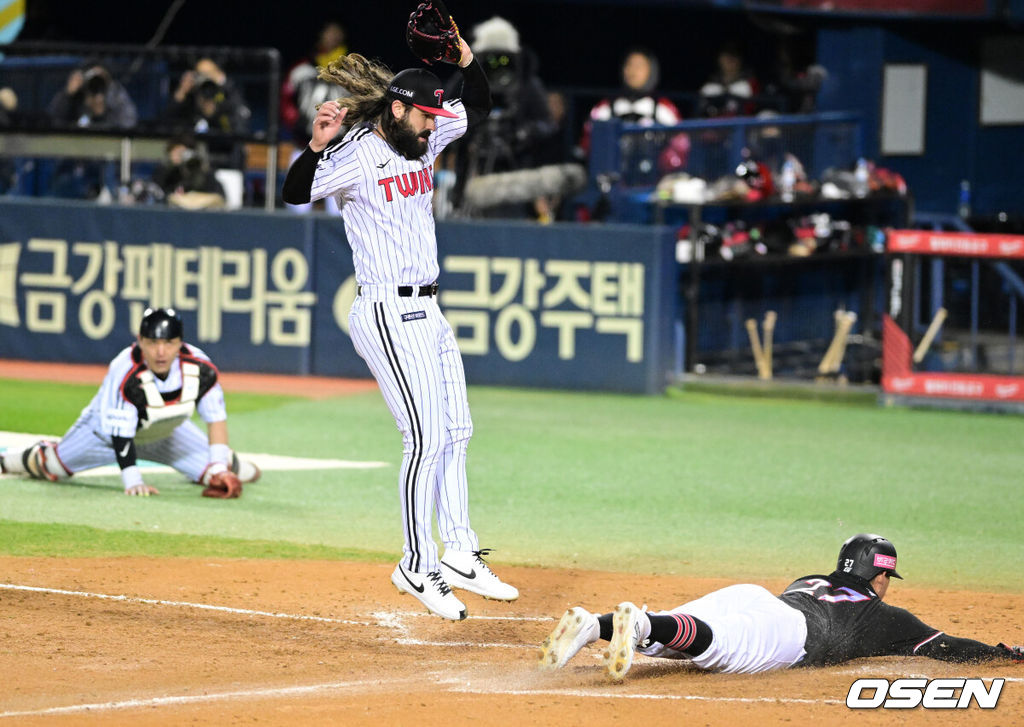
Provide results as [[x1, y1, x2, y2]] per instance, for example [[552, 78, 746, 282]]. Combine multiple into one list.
[[316, 53, 395, 126]]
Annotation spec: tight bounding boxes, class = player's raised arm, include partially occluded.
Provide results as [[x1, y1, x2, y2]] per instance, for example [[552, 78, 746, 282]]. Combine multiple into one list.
[[281, 103, 347, 205], [454, 39, 491, 129]]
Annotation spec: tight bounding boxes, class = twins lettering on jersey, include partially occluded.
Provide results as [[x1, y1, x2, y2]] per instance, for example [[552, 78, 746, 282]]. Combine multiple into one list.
[[378, 167, 433, 202]]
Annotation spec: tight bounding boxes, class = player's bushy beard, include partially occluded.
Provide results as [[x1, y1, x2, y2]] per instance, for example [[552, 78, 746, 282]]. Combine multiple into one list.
[[382, 107, 430, 160]]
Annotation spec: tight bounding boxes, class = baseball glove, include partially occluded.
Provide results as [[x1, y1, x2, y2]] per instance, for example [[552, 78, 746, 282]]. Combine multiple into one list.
[[202, 470, 242, 499], [999, 643, 1024, 662], [406, 0, 463, 65]]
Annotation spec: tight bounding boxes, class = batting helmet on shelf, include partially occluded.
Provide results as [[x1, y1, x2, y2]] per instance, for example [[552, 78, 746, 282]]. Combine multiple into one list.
[[836, 533, 903, 581], [139, 308, 183, 340]]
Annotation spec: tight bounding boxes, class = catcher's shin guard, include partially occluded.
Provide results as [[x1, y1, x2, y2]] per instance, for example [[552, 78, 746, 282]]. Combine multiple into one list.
[[22, 441, 67, 482]]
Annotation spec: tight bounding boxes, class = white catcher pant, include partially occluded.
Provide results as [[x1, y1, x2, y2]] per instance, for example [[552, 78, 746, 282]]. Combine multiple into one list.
[[639, 584, 808, 674], [54, 407, 212, 482], [349, 291, 478, 573]]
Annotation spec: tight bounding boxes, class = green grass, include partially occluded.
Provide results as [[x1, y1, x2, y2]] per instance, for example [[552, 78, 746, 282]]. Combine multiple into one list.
[[1, 380, 1022, 591], [0, 378, 298, 434], [0, 520, 396, 561]]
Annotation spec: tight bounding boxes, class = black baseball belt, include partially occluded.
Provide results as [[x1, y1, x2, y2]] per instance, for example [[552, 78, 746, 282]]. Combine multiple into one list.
[[357, 283, 439, 297]]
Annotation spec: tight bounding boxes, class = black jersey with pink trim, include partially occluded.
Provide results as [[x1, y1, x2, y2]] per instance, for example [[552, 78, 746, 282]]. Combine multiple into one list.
[[780, 572, 944, 667], [781, 572, 1012, 665]]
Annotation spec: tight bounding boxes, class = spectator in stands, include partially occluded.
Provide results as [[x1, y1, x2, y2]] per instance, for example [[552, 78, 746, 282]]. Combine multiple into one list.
[[164, 57, 251, 169], [698, 41, 759, 118], [580, 48, 686, 222], [0, 86, 17, 127], [151, 134, 226, 210], [47, 63, 138, 130], [280, 19, 348, 214], [0, 87, 17, 194], [281, 20, 348, 147], [581, 47, 682, 155], [762, 40, 827, 114]]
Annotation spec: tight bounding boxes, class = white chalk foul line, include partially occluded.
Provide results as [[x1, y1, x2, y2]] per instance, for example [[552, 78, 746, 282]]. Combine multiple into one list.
[[0, 679, 395, 720], [0, 583, 371, 626], [374, 609, 545, 649], [396, 638, 534, 649], [379, 610, 553, 623], [0, 585, 548, 647], [0, 680, 836, 720], [451, 686, 845, 705]]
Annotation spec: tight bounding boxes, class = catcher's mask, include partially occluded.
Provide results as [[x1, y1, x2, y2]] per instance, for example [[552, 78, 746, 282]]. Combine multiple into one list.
[[836, 533, 903, 581], [139, 307, 183, 340], [386, 68, 458, 119]]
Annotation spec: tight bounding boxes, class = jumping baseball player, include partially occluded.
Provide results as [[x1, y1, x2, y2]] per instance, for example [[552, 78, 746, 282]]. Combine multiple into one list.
[[281, 2, 517, 620], [540, 533, 1023, 679], [0, 308, 259, 498]]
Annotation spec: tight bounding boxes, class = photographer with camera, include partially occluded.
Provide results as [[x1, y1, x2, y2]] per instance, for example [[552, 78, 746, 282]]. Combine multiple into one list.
[[47, 63, 138, 131], [151, 134, 227, 210], [44, 63, 138, 200], [444, 16, 558, 219], [163, 57, 252, 170]]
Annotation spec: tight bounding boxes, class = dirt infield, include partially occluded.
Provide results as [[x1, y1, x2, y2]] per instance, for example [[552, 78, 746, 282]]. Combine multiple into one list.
[[0, 557, 1020, 726], [2, 360, 1021, 723]]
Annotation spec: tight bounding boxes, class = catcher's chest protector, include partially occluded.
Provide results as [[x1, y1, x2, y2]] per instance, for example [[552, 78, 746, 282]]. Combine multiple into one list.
[[125, 360, 212, 443]]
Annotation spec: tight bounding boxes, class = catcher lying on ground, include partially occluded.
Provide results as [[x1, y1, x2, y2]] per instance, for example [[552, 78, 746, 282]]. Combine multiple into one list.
[[0, 308, 259, 498], [540, 533, 1023, 679]]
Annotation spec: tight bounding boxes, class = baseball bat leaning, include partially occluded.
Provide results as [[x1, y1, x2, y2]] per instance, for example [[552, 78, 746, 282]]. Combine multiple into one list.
[[913, 307, 948, 363], [762, 310, 777, 380], [745, 318, 769, 379], [818, 311, 857, 375], [823, 309, 844, 373]]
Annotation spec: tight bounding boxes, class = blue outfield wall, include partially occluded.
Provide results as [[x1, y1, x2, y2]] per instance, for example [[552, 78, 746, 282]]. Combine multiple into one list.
[[0, 199, 680, 394]]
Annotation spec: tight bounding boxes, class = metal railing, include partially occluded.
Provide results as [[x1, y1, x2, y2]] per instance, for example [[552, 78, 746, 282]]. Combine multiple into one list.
[[0, 41, 281, 210], [589, 111, 864, 189]]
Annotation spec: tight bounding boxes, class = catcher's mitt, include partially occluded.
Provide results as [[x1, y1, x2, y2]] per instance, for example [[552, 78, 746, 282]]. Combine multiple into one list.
[[406, 0, 462, 65], [202, 470, 242, 499]]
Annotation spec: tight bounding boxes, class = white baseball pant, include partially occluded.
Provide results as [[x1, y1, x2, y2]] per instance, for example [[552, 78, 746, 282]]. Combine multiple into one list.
[[639, 584, 808, 674], [54, 408, 212, 482], [348, 288, 478, 574]]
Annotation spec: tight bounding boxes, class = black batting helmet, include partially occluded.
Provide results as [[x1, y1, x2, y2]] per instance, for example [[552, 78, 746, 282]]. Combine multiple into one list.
[[139, 307, 183, 340], [836, 533, 903, 581]]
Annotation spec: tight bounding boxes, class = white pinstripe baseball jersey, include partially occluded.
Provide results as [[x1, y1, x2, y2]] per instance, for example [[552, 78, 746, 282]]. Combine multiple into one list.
[[305, 93, 486, 576], [308, 99, 467, 285], [51, 344, 227, 482]]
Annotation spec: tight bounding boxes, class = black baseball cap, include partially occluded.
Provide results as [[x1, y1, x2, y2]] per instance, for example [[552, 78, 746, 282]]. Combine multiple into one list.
[[385, 68, 458, 119]]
